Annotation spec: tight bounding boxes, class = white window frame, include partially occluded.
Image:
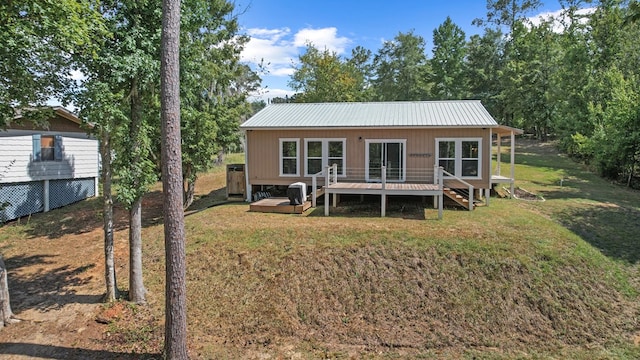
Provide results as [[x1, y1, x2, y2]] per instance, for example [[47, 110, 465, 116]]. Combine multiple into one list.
[[364, 139, 407, 182], [435, 137, 482, 179], [304, 138, 347, 177], [279, 138, 300, 177]]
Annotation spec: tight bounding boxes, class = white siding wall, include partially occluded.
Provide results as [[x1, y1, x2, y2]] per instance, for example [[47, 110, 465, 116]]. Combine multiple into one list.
[[0, 135, 98, 183]]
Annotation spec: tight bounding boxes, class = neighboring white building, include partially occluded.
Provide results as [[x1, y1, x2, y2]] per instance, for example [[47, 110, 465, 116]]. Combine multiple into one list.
[[0, 107, 99, 222]]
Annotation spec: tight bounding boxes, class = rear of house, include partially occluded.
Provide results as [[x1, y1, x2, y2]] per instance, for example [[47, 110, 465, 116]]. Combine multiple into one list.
[[241, 101, 521, 210], [0, 108, 99, 222]]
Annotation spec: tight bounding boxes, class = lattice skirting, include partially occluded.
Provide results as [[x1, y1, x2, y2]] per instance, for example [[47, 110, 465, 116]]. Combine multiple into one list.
[[0, 178, 96, 223]]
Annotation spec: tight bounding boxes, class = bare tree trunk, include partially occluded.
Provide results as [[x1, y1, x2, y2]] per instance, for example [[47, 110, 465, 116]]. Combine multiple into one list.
[[0, 255, 17, 328], [100, 131, 119, 302], [128, 78, 146, 304], [129, 198, 145, 303], [161, 0, 188, 357], [182, 163, 196, 210]]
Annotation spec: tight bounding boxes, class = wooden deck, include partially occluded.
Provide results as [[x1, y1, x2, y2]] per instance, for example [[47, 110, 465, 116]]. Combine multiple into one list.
[[326, 182, 441, 195], [249, 197, 311, 214], [323, 181, 443, 219]]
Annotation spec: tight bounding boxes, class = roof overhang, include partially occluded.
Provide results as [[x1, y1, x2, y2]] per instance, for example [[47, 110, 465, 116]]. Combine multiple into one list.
[[493, 125, 524, 136], [241, 125, 495, 131]]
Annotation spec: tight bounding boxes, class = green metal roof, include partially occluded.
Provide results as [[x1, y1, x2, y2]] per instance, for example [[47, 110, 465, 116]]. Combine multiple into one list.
[[241, 101, 499, 129]]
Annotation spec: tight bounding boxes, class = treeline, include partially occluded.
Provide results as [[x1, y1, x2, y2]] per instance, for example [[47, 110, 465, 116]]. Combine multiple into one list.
[[284, 0, 640, 187]]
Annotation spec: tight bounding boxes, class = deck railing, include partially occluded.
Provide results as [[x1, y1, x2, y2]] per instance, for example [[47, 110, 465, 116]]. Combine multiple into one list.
[[440, 169, 474, 210]]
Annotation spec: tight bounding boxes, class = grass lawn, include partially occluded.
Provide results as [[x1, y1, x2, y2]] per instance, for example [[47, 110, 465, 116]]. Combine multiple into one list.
[[1, 143, 639, 359]]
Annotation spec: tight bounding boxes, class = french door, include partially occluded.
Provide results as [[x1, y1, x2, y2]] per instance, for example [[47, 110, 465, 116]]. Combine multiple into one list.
[[365, 140, 406, 182]]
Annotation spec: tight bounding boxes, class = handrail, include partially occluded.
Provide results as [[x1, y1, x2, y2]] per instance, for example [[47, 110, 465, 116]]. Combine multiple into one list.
[[441, 169, 474, 210], [311, 169, 325, 207]]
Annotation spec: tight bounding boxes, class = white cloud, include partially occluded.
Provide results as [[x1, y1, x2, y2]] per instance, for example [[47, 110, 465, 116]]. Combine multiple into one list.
[[293, 27, 351, 54], [241, 26, 352, 79], [528, 7, 596, 32]]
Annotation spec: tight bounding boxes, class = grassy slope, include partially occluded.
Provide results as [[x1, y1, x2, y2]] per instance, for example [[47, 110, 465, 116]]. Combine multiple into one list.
[[2, 145, 639, 359], [142, 143, 639, 359]]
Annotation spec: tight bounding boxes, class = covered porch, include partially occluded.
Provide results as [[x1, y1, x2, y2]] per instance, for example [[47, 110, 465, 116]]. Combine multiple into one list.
[[490, 125, 524, 204]]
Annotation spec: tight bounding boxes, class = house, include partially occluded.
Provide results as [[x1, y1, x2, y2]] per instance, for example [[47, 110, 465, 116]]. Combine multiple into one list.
[[240, 101, 522, 218], [0, 107, 99, 222]]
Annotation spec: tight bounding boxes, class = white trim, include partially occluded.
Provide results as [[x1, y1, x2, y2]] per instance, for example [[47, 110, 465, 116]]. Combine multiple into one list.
[[303, 138, 346, 177], [279, 138, 300, 177], [364, 139, 407, 182], [244, 131, 251, 202], [435, 137, 483, 180], [241, 125, 495, 131]]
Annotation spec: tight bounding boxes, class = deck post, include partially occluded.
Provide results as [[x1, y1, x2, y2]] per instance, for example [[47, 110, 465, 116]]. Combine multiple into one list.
[[381, 165, 386, 217], [324, 165, 330, 215], [433, 164, 439, 209], [438, 167, 443, 220], [468, 185, 474, 211], [312, 174, 317, 207]]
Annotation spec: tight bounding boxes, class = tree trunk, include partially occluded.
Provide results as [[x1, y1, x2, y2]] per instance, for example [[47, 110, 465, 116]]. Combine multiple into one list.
[[128, 198, 145, 303], [128, 78, 146, 304], [182, 163, 196, 210], [100, 131, 119, 302], [183, 177, 195, 210], [0, 255, 15, 328], [161, 0, 188, 357]]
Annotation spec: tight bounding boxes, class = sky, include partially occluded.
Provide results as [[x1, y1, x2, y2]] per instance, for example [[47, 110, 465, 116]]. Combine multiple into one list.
[[236, 0, 581, 102]]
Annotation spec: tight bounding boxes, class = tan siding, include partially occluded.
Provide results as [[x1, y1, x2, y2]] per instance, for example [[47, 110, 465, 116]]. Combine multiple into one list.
[[8, 115, 85, 133], [246, 128, 492, 189]]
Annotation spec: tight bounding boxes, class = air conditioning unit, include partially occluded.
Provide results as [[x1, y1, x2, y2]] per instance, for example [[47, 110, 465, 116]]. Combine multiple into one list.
[[287, 182, 307, 205]]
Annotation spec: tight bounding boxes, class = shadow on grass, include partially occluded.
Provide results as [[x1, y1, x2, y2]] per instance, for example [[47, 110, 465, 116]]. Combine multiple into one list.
[[7, 190, 168, 240], [0, 343, 159, 360], [306, 195, 433, 220], [555, 204, 640, 264], [5, 253, 102, 312], [512, 140, 640, 264]]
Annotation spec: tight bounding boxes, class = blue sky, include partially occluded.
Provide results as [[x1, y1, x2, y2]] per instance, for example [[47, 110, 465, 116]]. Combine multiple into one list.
[[236, 0, 581, 102]]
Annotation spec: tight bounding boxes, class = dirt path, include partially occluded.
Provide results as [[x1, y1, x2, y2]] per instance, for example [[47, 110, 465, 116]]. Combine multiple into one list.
[[0, 192, 165, 359]]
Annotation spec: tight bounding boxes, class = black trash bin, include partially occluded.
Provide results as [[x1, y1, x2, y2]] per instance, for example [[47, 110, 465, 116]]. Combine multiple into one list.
[[287, 182, 306, 205]]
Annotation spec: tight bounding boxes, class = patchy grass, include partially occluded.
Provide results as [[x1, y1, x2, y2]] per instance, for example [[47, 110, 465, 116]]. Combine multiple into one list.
[[1, 145, 639, 359]]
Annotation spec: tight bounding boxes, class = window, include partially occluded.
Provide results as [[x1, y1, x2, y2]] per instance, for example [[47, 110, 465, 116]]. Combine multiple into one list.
[[365, 139, 406, 182], [436, 138, 481, 178], [279, 138, 299, 176], [32, 134, 62, 162], [304, 139, 346, 176]]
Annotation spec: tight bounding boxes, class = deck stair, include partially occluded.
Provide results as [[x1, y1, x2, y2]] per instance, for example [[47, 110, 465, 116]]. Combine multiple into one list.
[[443, 187, 474, 210]]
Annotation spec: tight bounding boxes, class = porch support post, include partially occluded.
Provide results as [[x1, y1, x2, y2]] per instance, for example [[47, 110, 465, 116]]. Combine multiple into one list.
[[324, 191, 329, 216], [438, 167, 443, 220], [497, 134, 502, 176], [381, 165, 386, 217], [510, 131, 516, 198], [43, 180, 49, 212], [486, 188, 490, 206]]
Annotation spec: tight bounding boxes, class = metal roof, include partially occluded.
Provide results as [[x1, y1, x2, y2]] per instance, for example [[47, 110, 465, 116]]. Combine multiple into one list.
[[241, 101, 499, 129]]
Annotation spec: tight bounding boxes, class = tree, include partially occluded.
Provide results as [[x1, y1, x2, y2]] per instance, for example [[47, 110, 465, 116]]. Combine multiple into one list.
[[430, 17, 468, 99], [178, 1, 259, 208], [473, 0, 543, 32], [372, 30, 430, 101], [161, 0, 188, 356], [289, 44, 366, 102], [77, 82, 127, 302], [79, 0, 162, 304], [466, 28, 505, 118], [0, 0, 104, 121]]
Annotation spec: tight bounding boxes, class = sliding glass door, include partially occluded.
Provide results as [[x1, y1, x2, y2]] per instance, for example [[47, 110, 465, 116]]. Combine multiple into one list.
[[365, 140, 406, 182]]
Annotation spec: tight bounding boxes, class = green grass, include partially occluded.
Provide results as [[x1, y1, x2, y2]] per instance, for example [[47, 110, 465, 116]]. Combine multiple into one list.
[[2, 143, 639, 359]]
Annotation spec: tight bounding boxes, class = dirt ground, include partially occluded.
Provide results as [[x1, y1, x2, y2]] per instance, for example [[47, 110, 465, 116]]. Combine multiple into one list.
[[0, 191, 165, 359]]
